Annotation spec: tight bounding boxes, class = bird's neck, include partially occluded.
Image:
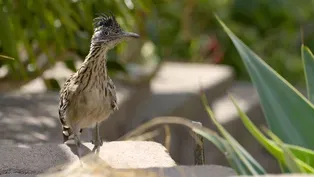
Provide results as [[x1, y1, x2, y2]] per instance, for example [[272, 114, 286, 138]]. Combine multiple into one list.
[[78, 43, 109, 78], [85, 43, 108, 63]]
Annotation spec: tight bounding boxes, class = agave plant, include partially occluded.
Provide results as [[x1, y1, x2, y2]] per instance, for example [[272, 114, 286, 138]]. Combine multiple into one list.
[[194, 15, 314, 174], [121, 14, 314, 175]]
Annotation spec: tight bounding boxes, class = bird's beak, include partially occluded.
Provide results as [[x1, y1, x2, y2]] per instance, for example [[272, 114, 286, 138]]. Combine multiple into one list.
[[121, 31, 140, 39]]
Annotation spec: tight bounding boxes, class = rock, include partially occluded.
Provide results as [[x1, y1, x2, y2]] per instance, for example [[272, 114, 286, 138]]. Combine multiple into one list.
[[0, 141, 176, 176], [41, 164, 236, 177]]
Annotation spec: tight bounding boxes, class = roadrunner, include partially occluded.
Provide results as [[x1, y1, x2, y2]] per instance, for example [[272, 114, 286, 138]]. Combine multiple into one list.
[[58, 13, 139, 157]]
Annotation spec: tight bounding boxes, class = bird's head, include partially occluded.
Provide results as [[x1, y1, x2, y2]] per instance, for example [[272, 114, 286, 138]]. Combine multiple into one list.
[[91, 13, 139, 49]]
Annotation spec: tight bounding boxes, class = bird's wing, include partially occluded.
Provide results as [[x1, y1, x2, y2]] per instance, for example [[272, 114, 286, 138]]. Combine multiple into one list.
[[107, 77, 118, 111], [58, 74, 79, 141]]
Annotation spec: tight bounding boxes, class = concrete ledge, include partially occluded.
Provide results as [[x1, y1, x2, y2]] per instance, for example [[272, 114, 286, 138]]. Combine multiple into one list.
[[234, 176, 314, 177], [1, 140, 237, 177], [84, 141, 176, 169], [0, 141, 176, 176], [147, 165, 236, 177], [40, 152, 235, 177], [43, 162, 236, 177]]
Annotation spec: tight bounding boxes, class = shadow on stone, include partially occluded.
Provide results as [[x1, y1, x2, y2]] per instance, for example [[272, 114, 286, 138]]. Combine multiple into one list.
[[147, 165, 236, 177], [64, 143, 92, 159], [0, 143, 88, 176], [0, 92, 93, 144], [0, 92, 62, 144]]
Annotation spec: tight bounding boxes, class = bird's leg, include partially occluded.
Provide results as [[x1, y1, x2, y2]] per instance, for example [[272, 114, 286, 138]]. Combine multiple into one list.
[[74, 134, 82, 158], [92, 122, 103, 154]]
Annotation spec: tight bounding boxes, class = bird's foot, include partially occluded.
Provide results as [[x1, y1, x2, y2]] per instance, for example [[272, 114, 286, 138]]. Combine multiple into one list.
[[91, 138, 103, 154], [91, 123, 103, 155], [74, 135, 82, 159]]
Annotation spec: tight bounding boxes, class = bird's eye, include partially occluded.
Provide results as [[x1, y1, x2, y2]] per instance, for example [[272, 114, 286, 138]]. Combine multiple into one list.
[[104, 31, 109, 36]]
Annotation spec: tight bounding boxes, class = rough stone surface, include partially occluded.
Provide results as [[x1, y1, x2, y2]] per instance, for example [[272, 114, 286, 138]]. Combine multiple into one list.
[[83, 141, 176, 169], [148, 165, 236, 177], [0, 174, 35, 177], [0, 141, 176, 176], [42, 165, 236, 177], [0, 92, 63, 144], [0, 140, 237, 177], [236, 174, 314, 177]]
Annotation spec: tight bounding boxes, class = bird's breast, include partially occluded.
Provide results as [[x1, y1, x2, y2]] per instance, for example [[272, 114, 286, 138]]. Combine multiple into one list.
[[68, 86, 113, 129]]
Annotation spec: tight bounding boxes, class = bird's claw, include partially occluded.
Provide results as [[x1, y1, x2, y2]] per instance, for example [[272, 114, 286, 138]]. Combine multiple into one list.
[[92, 138, 103, 154]]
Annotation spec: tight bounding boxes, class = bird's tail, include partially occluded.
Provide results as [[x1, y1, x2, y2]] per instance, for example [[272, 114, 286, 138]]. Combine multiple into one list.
[[59, 114, 72, 143], [59, 112, 83, 143]]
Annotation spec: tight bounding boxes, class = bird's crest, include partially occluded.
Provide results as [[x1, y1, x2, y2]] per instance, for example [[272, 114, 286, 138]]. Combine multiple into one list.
[[93, 12, 119, 29]]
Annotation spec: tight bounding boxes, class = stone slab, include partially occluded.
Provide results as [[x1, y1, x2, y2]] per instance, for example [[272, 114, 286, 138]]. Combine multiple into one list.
[[149, 165, 236, 177], [236, 176, 314, 177], [39, 152, 236, 177], [0, 141, 176, 176], [40, 164, 236, 177]]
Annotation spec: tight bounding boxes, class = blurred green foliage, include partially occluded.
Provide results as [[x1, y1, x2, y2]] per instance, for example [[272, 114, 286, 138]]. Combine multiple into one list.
[[0, 0, 314, 91], [217, 0, 314, 86]]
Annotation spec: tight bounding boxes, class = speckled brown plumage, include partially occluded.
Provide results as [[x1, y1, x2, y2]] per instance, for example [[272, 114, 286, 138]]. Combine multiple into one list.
[[58, 13, 139, 157]]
